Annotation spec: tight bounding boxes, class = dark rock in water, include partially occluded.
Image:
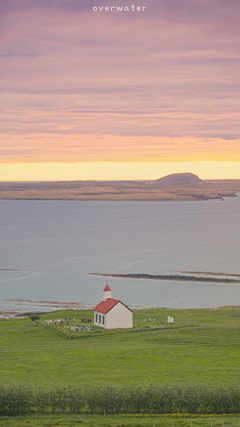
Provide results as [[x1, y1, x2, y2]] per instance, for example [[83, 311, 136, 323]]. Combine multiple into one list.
[[23, 311, 48, 316]]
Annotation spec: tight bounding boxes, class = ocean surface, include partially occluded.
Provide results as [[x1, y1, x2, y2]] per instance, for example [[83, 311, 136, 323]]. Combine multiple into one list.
[[0, 195, 240, 315]]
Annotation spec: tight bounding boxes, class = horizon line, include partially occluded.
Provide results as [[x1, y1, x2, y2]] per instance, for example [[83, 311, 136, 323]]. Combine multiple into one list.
[[1, 161, 240, 181]]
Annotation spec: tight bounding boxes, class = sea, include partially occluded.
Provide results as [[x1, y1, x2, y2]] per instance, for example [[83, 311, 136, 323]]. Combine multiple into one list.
[[0, 194, 240, 315]]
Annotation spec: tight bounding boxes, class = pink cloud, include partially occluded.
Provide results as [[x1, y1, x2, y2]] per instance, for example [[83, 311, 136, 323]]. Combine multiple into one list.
[[0, 0, 240, 162]]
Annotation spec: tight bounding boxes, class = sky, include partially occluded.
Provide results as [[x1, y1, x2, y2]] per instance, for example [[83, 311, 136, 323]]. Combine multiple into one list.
[[0, 0, 240, 180]]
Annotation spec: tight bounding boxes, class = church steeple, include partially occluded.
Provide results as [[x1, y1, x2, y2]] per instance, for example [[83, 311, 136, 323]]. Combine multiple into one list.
[[103, 284, 111, 300]]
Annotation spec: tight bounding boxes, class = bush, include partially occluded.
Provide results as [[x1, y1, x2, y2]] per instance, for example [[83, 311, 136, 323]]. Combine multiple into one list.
[[29, 315, 40, 321]]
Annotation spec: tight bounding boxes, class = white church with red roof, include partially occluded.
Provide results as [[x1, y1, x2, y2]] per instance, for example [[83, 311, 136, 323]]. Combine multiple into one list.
[[93, 285, 133, 329]]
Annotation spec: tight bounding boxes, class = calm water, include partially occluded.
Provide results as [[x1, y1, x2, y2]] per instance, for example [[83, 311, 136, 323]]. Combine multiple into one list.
[[0, 195, 240, 314]]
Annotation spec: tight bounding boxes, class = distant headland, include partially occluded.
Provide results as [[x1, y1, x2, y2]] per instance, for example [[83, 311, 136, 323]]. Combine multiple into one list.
[[0, 172, 239, 201]]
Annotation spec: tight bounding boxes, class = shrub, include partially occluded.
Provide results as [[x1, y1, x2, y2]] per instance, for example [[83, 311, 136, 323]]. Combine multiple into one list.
[[29, 314, 40, 321]]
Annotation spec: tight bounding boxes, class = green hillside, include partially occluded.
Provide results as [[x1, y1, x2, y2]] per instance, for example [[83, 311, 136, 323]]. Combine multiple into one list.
[[1, 306, 240, 386]]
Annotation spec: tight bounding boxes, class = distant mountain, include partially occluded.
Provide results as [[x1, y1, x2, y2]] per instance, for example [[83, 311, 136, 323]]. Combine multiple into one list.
[[155, 172, 203, 185]]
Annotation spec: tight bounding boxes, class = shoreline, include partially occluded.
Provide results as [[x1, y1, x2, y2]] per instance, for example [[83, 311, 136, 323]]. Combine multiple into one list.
[[2, 304, 240, 319]]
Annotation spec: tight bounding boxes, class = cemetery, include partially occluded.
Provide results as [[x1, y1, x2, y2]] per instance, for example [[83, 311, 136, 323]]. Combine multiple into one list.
[[36, 311, 199, 339]]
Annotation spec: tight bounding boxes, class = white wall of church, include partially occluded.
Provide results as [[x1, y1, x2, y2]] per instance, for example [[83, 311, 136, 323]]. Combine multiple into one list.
[[106, 302, 133, 329]]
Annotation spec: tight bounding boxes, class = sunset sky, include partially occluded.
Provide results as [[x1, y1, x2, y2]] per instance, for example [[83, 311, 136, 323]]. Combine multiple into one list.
[[1, 0, 240, 180]]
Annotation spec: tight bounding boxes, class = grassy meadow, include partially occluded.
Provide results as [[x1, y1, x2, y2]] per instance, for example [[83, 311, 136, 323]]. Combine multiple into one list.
[[1, 306, 240, 386], [1, 413, 240, 427]]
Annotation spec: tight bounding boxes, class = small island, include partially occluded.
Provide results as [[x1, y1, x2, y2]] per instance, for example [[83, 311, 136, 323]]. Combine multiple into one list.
[[89, 272, 240, 285]]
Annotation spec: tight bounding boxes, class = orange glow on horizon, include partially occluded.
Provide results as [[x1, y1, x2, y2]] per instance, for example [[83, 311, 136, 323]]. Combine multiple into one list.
[[1, 161, 240, 181]]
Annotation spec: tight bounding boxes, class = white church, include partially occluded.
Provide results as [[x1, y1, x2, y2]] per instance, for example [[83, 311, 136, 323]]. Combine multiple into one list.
[[93, 284, 133, 329]]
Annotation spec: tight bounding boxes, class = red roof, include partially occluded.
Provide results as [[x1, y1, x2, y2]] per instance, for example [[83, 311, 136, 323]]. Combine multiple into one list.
[[94, 298, 119, 314], [103, 284, 111, 291]]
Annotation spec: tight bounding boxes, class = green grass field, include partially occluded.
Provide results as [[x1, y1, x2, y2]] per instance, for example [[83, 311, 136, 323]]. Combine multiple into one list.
[[1, 306, 240, 386], [1, 413, 240, 427]]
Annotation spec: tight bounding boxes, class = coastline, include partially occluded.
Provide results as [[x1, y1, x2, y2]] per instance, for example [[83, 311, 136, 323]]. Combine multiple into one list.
[[0, 179, 239, 201]]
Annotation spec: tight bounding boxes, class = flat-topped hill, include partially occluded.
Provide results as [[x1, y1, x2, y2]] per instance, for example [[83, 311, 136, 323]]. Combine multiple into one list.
[[155, 172, 203, 185]]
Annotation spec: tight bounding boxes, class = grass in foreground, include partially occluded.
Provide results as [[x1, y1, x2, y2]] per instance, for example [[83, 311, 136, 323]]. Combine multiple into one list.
[[0, 306, 240, 386], [1, 414, 240, 427]]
